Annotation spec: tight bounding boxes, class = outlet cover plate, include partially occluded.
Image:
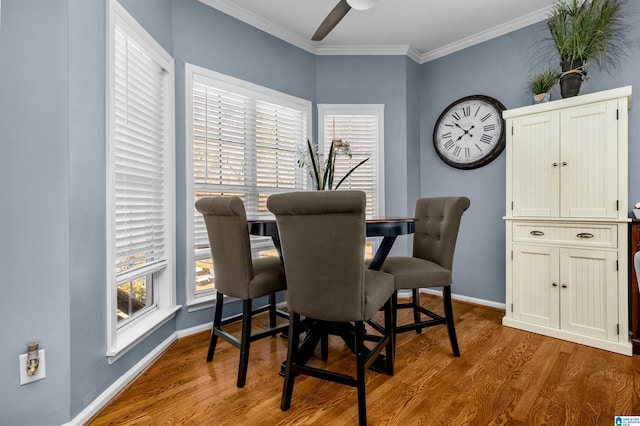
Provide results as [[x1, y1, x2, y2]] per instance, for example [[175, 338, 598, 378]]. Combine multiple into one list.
[[19, 349, 46, 385]]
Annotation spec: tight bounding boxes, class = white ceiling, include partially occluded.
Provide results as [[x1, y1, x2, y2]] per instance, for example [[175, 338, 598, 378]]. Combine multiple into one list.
[[199, 0, 556, 63]]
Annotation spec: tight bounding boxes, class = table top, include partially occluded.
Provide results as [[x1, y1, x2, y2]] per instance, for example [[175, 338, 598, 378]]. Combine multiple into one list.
[[247, 216, 415, 238]]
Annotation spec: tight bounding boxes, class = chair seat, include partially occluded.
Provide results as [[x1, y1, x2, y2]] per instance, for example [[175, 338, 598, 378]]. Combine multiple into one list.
[[364, 269, 395, 320], [249, 257, 286, 299], [382, 256, 451, 290]]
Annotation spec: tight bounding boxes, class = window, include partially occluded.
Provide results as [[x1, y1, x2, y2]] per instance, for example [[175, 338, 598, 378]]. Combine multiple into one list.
[[185, 64, 311, 307], [318, 104, 385, 217], [106, 0, 177, 362], [318, 105, 384, 259]]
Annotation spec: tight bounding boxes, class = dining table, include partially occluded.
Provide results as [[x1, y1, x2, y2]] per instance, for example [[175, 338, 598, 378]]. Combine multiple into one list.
[[247, 216, 415, 270], [247, 216, 416, 373]]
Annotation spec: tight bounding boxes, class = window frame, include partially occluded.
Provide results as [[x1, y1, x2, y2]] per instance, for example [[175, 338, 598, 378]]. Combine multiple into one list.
[[317, 104, 385, 217], [105, 0, 178, 363], [184, 63, 312, 309]]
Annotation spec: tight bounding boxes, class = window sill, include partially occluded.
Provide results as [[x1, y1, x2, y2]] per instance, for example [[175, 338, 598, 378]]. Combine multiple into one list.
[[186, 294, 216, 312], [106, 305, 181, 364]]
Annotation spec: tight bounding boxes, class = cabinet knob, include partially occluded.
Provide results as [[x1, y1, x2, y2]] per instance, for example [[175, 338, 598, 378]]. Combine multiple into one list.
[[552, 282, 558, 287], [561, 284, 567, 288], [530, 230, 545, 236], [576, 232, 594, 239], [552, 162, 558, 167], [562, 161, 568, 166]]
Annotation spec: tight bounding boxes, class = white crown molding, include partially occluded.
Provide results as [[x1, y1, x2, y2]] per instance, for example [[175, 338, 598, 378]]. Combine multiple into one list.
[[419, 6, 552, 63], [200, 0, 551, 65], [316, 44, 422, 63]]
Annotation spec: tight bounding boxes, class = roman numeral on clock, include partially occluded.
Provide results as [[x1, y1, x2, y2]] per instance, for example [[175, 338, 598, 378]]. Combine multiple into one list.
[[480, 134, 493, 144], [484, 124, 495, 131], [451, 111, 461, 121], [463, 106, 471, 117], [453, 146, 461, 156], [480, 113, 492, 122], [444, 139, 455, 150], [441, 132, 452, 139]]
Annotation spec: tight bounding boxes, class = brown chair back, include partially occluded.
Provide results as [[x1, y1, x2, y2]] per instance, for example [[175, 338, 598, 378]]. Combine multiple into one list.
[[413, 197, 470, 270], [195, 196, 253, 299], [267, 191, 367, 322]]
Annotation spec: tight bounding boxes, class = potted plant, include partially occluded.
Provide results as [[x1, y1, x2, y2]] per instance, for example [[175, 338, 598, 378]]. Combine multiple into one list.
[[547, 0, 630, 98], [297, 139, 369, 190], [529, 69, 557, 103]]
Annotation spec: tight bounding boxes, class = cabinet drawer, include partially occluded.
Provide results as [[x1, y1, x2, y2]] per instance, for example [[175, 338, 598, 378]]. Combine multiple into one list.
[[513, 222, 617, 248]]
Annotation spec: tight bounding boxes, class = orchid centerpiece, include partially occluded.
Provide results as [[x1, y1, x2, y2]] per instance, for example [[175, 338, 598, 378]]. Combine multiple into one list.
[[297, 139, 369, 191]]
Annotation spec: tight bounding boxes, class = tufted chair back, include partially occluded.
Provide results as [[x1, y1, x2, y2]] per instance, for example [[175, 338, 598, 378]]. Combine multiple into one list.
[[412, 197, 471, 270]]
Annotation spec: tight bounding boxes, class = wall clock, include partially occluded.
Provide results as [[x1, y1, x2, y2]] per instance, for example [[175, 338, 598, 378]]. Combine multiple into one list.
[[433, 95, 506, 170]]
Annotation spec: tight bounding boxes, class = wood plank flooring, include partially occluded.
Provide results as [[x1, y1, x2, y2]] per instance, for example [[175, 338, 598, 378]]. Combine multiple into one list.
[[89, 294, 640, 425]]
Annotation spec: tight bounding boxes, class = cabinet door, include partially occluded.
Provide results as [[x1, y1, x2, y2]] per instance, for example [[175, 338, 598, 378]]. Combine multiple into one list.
[[512, 244, 560, 328], [560, 102, 619, 218], [510, 112, 560, 217], [559, 248, 618, 341]]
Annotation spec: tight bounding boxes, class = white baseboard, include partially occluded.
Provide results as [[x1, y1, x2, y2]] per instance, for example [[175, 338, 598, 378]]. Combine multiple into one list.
[[417, 288, 506, 311]]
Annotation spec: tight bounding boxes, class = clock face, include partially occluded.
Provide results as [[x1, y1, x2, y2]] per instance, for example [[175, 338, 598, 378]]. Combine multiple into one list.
[[433, 95, 506, 169]]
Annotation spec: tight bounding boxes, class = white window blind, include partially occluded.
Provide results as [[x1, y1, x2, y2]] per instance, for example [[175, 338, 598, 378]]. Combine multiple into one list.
[[319, 107, 384, 217], [113, 25, 168, 282], [186, 64, 311, 304], [106, 0, 176, 360]]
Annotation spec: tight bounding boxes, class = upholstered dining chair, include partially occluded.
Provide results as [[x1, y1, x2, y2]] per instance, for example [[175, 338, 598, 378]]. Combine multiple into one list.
[[267, 190, 395, 426], [381, 196, 470, 356], [195, 196, 288, 388]]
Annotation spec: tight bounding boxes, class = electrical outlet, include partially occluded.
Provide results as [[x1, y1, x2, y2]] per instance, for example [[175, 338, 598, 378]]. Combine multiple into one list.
[[19, 349, 46, 385]]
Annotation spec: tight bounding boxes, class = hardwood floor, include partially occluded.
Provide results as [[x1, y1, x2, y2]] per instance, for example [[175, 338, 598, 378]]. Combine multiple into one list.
[[89, 294, 640, 425]]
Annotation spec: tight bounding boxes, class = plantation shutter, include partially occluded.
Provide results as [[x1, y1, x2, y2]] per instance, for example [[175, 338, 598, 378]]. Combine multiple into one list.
[[113, 24, 168, 284], [191, 77, 307, 255], [322, 114, 379, 216]]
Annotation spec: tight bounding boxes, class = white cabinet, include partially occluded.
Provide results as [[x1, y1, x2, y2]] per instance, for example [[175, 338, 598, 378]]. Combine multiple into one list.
[[503, 87, 631, 355], [509, 101, 619, 219]]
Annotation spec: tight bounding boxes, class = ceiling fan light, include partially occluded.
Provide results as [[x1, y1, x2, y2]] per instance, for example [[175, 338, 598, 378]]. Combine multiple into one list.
[[346, 0, 377, 11]]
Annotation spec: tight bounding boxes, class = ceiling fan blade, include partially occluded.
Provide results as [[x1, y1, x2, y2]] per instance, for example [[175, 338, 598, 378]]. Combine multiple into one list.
[[311, 0, 351, 41]]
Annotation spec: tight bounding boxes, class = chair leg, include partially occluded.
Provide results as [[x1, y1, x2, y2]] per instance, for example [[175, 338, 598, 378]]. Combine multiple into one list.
[[321, 333, 329, 361], [384, 297, 395, 376], [412, 289, 422, 334], [237, 299, 253, 388], [391, 291, 398, 357], [268, 293, 277, 329], [443, 286, 460, 357], [207, 292, 225, 362], [355, 321, 367, 426], [281, 313, 300, 411]]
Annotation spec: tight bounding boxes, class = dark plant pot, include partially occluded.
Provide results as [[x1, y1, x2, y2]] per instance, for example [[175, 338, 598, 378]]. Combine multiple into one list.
[[560, 60, 586, 98]]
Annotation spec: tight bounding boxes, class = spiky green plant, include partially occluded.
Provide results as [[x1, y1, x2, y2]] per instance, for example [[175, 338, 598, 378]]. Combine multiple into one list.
[[529, 69, 558, 95], [547, 0, 630, 71]]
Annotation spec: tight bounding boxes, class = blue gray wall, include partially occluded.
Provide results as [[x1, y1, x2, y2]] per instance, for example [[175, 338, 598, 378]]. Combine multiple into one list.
[[1, 0, 71, 423], [1, 0, 639, 424]]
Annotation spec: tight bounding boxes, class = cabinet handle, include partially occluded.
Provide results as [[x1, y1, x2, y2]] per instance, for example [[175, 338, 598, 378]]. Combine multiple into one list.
[[530, 230, 545, 236], [561, 284, 567, 288], [576, 232, 594, 239], [552, 282, 558, 287]]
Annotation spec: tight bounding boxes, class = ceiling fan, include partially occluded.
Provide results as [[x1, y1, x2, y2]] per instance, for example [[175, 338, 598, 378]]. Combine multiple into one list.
[[311, 0, 378, 41]]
